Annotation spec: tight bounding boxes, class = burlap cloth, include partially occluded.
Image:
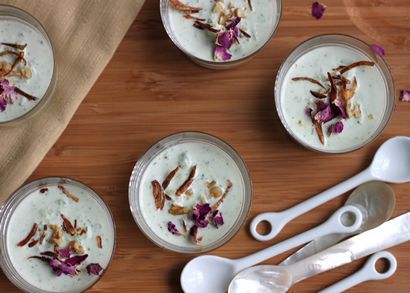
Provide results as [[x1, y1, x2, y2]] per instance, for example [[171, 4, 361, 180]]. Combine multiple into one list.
[[0, 0, 144, 204]]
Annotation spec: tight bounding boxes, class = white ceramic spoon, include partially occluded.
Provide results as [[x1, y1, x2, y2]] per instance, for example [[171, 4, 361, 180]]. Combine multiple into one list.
[[319, 251, 397, 293], [180, 206, 362, 293], [250, 136, 410, 241]]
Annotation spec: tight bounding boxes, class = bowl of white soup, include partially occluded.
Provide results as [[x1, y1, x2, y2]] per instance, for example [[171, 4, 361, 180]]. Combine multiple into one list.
[[0, 177, 115, 293], [275, 34, 395, 153], [129, 132, 252, 253], [160, 0, 282, 69], [0, 5, 56, 125]]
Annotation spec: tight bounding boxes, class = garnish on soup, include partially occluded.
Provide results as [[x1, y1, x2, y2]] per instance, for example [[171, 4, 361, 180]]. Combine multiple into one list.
[[150, 159, 232, 244], [170, 0, 259, 61], [292, 60, 376, 145], [0, 42, 38, 113]]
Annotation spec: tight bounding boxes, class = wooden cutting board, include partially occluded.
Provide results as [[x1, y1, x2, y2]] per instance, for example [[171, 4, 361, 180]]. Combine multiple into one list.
[[1, 0, 409, 292]]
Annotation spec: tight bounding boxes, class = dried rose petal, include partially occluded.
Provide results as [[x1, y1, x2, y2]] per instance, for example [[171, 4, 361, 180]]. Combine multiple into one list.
[[167, 221, 181, 236], [0, 95, 7, 112], [315, 100, 328, 111], [87, 263, 103, 276], [314, 104, 335, 123], [64, 254, 88, 266], [226, 17, 241, 30], [305, 107, 313, 117], [312, 2, 326, 19], [214, 46, 232, 61], [371, 44, 385, 57], [192, 203, 211, 228], [400, 89, 410, 102], [50, 259, 77, 276], [57, 248, 72, 258], [333, 98, 348, 119], [329, 121, 344, 135], [189, 225, 202, 244], [211, 210, 224, 228], [216, 31, 233, 49]]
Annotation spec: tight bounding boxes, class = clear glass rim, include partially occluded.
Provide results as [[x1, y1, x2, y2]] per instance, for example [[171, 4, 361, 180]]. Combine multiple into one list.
[[128, 131, 253, 254], [0, 4, 57, 125], [0, 177, 116, 293], [274, 33, 396, 154], [159, 0, 283, 68]]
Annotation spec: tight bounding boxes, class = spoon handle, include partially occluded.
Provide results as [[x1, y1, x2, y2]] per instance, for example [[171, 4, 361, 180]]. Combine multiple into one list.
[[318, 251, 397, 293], [287, 212, 410, 285], [250, 168, 372, 241], [235, 206, 362, 271]]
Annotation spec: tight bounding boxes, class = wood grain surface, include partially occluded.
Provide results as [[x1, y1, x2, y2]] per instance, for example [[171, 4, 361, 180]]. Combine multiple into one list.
[[1, 0, 410, 292]]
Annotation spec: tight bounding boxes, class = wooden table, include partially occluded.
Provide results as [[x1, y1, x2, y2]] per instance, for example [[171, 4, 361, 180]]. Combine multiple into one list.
[[1, 0, 410, 292]]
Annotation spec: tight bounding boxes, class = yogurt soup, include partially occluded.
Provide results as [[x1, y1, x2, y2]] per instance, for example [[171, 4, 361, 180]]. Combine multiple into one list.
[[0, 13, 54, 123], [139, 141, 246, 249], [1, 179, 115, 292], [166, 0, 278, 62], [279, 45, 388, 152]]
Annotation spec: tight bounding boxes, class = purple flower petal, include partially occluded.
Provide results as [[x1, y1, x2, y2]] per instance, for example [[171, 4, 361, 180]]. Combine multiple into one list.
[[305, 107, 313, 117], [86, 263, 104, 276], [333, 98, 348, 119], [400, 89, 410, 102], [371, 44, 385, 57], [216, 31, 233, 49], [50, 259, 77, 276], [214, 46, 232, 61], [315, 100, 328, 111], [192, 203, 212, 228], [312, 2, 326, 19], [64, 254, 88, 266], [0, 96, 7, 112], [314, 104, 335, 123], [329, 121, 344, 134], [167, 221, 180, 235], [57, 248, 72, 259], [211, 210, 224, 228], [189, 225, 198, 237], [226, 17, 241, 30]]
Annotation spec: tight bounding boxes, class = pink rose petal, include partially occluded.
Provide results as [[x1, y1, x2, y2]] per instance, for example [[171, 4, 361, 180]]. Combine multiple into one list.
[[371, 44, 385, 57], [329, 121, 344, 135], [312, 2, 326, 19], [86, 263, 104, 276], [214, 46, 232, 61], [400, 89, 410, 102], [167, 221, 181, 235]]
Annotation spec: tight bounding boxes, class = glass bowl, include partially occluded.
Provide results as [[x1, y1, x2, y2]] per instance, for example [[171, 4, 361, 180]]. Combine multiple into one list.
[[0, 177, 116, 293], [0, 5, 56, 125], [160, 0, 282, 69], [274, 34, 395, 153], [129, 131, 252, 253]]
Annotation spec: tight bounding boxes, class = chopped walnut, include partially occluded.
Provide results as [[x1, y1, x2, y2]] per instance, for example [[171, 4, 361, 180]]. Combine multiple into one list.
[[68, 240, 85, 254]]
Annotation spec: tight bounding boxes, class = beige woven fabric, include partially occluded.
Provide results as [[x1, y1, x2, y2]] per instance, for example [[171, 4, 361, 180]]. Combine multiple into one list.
[[0, 0, 144, 204]]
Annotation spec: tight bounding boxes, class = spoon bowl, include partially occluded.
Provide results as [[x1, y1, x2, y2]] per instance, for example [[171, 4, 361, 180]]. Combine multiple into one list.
[[181, 256, 236, 293], [370, 136, 410, 183]]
